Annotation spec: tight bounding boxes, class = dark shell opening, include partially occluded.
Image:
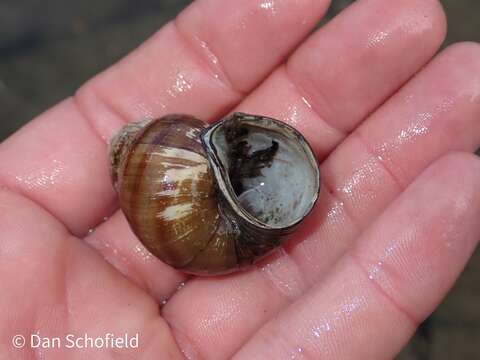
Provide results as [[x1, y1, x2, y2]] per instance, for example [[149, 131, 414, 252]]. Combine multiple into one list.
[[202, 113, 320, 230]]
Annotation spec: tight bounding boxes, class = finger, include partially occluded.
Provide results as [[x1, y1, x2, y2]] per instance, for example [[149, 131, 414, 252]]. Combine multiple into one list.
[[237, 0, 446, 158], [233, 152, 480, 359], [161, 0, 451, 357], [0, 189, 183, 358], [0, 0, 329, 236], [320, 42, 480, 241], [85, 210, 187, 302]]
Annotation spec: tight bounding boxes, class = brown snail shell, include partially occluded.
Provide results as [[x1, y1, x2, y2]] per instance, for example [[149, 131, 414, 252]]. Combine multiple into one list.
[[109, 112, 320, 275]]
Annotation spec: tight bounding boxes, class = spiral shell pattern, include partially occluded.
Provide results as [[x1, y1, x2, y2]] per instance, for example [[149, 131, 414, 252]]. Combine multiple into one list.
[[112, 115, 239, 273]]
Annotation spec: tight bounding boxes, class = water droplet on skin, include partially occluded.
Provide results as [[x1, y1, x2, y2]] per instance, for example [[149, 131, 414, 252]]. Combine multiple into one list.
[[368, 261, 384, 280], [259, 0, 276, 14], [167, 71, 193, 98], [160, 298, 168, 306], [397, 114, 431, 143], [14, 159, 65, 190], [394, 97, 455, 150], [177, 282, 186, 291], [364, 237, 404, 280], [301, 96, 312, 109], [326, 201, 344, 220], [339, 157, 377, 196], [312, 323, 332, 338], [336, 296, 365, 318], [199, 39, 219, 66], [103, 216, 109, 222], [133, 244, 152, 261], [196, 38, 232, 84], [367, 30, 390, 49], [284, 104, 301, 127], [289, 346, 305, 359]]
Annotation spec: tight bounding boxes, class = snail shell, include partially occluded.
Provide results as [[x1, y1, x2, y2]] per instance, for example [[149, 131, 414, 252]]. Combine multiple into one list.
[[110, 112, 320, 275]]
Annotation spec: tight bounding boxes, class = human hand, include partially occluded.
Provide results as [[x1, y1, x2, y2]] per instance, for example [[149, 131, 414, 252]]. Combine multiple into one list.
[[1, 0, 479, 358]]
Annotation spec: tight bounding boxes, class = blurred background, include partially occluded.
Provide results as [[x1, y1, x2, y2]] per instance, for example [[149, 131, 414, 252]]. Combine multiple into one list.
[[0, 0, 478, 358]]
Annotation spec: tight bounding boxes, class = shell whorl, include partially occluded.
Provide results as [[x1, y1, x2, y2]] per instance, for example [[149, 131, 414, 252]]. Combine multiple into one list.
[[110, 113, 320, 275], [110, 115, 238, 273]]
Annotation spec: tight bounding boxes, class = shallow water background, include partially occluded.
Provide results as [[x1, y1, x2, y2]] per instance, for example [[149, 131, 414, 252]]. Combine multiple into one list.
[[0, 1, 479, 358]]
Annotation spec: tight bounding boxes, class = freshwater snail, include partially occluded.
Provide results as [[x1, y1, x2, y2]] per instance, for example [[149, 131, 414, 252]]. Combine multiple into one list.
[[109, 112, 320, 275]]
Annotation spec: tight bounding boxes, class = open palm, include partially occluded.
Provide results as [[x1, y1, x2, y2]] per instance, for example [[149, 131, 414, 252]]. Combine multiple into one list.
[[1, 0, 480, 358]]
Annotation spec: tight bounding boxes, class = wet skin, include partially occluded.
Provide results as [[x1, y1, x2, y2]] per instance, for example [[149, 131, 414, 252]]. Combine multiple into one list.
[[0, 0, 480, 359]]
